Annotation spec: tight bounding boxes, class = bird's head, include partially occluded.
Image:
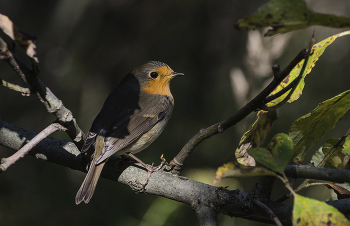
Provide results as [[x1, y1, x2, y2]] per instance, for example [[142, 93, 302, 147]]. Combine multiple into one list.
[[131, 61, 184, 98]]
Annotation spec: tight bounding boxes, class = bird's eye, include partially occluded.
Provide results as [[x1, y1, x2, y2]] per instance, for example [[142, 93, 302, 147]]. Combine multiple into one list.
[[150, 72, 159, 79]]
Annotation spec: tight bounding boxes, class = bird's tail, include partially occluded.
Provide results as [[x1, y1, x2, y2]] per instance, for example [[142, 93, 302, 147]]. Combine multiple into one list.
[[75, 136, 105, 204]]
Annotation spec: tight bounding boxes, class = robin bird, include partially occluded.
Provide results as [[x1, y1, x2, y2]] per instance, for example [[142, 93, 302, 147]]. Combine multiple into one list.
[[75, 61, 183, 204]]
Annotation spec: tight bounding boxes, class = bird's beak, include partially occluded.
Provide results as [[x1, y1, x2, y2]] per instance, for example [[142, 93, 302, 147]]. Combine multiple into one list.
[[170, 72, 184, 77]]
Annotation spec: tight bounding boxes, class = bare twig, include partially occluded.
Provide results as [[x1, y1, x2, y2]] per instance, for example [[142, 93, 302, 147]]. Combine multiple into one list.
[[253, 199, 283, 226], [317, 127, 350, 168], [0, 122, 66, 172], [0, 36, 86, 151], [1, 79, 30, 95], [0, 38, 29, 83]]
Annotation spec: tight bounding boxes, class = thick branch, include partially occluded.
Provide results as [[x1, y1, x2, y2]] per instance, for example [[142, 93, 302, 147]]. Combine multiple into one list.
[[284, 165, 350, 183], [2, 119, 350, 225]]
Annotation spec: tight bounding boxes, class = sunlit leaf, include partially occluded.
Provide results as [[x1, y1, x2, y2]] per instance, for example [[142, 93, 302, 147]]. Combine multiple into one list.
[[235, 110, 278, 166], [234, 0, 350, 36], [213, 162, 276, 183], [0, 13, 38, 62], [290, 90, 350, 164], [265, 30, 350, 108], [248, 133, 293, 173], [342, 136, 350, 154], [293, 194, 350, 226]]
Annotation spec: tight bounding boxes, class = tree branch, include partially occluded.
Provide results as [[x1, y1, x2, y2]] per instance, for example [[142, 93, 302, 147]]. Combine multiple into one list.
[[171, 49, 307, 173], [2, 118, 350, 225], [194, 205, 218, 226], [276, 165, 350, 202], [276, 127, 350, 203], [1, 79, 30, 95], [284, 165, 350, 183], [0, 37, 86, 151]]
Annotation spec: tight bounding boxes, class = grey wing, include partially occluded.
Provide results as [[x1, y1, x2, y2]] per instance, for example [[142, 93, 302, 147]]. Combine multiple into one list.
[[80, 112, 104, 153], [80, 86, 136, 154], [95, 97, 173, 164]]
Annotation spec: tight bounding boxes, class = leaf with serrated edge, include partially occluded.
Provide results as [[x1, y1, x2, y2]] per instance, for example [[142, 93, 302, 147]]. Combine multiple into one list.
[[290, 90, 350, 164], [265, 31, 350, 108]]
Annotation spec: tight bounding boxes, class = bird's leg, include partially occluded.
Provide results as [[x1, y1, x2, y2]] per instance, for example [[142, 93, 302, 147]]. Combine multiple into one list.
[[127, 153, 166, 186]]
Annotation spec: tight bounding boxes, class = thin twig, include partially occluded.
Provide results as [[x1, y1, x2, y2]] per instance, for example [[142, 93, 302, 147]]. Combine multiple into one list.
[[316, 127, 350, 168], [0, 123, 66, 172], [0, 38, 29, 84], [293, 127, 350, 192], [1, 79, 30, 95], [0, 36, 86, 151], [253, 199, 283, 226]]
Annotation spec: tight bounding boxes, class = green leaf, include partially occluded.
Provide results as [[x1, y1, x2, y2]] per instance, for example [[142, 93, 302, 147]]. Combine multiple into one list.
[[235, 110, 278, 166], [311, 139, 349, 169], [265, 31, 350, 108], [342, 136, 350, 154], [293, 194, 350, 226], [234, 0, 350, 36], [290, 90, 350, 164], [213, 162, 276, 183], [248, 133, 293, 173]]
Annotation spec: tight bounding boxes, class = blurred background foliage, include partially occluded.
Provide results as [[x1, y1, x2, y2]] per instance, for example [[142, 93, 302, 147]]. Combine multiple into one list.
[[1, 0, 350, 225]]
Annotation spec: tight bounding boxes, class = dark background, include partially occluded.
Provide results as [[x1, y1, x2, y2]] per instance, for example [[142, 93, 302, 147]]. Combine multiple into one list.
[[1, 0, 350, 225]]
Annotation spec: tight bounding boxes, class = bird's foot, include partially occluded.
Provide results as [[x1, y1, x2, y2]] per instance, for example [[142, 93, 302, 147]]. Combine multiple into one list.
[[142, 155, 166, 186], [127, 153, 166, 189]]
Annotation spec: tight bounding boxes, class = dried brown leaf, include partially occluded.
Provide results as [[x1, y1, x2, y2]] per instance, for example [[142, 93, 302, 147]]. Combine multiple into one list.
[[324, 183, 350, 200]]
